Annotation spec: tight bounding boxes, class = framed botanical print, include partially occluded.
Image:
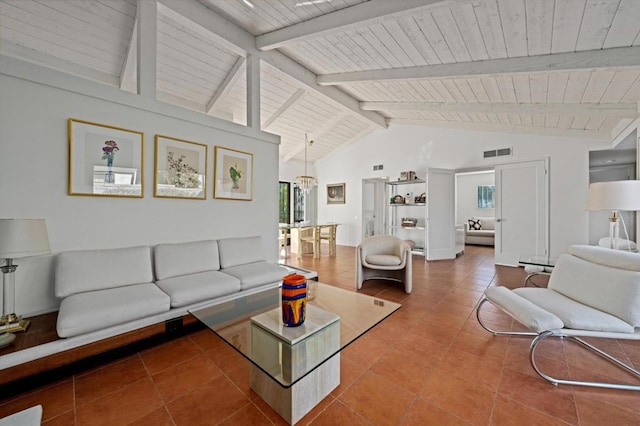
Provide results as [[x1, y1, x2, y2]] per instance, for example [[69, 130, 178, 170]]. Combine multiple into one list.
[[154, 135, 207, 199], [214, 146, 253, 201], [68, 118, 143, 197]]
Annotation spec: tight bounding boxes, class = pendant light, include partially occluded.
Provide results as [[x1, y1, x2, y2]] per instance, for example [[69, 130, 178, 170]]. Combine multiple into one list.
[[295, 133, 317, 192]]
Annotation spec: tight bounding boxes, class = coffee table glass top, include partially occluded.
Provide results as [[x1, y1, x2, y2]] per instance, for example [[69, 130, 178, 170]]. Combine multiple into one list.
[[189, 283, 400, 388]]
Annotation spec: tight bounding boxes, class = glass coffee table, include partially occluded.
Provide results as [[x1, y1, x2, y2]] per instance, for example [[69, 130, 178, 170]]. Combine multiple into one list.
[[189, 283, 400, 424], [518, 254, 557, 287]]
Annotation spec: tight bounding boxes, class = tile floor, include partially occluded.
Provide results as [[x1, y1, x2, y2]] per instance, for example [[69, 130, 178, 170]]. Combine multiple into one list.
[[1, 245, 639, 425]]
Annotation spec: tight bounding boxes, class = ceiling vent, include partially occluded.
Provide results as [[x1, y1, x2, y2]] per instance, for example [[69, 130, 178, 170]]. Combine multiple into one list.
[[483, 147, 512, 158]]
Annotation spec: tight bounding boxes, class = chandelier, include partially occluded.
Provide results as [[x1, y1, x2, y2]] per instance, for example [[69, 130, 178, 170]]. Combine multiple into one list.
[[295, 133, 317, 192]]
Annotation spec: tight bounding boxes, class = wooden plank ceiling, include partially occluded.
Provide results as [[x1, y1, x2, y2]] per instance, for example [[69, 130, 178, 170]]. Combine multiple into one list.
[[1, 0, 639, 164]]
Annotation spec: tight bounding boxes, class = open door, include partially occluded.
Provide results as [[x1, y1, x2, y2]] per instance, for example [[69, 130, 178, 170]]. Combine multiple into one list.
[[495, 159, 549, 266], [361, 177, 388, 241]]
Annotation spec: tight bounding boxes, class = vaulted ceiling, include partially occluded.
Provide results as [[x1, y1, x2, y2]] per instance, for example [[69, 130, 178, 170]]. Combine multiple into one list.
[[1, 0, 639, 163]]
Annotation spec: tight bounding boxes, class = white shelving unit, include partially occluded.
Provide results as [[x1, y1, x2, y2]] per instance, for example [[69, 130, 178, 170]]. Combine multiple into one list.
[[387, 179, 427, 256], [385, 169, 456, 260]]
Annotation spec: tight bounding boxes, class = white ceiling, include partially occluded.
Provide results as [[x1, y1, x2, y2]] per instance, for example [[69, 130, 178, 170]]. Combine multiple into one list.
[[1, 0, 639, 163]]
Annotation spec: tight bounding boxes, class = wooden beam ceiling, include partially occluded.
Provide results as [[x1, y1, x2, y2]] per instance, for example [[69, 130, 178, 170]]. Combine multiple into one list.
[[317, 46, 640, 85], [361, 102, 639, 117]]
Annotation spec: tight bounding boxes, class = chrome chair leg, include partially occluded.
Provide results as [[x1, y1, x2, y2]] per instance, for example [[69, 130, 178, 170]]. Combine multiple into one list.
[[529, 331, 640, 391]]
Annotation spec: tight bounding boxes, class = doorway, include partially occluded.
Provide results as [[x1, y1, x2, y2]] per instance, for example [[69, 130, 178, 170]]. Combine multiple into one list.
[[361, 177, 388, 241]]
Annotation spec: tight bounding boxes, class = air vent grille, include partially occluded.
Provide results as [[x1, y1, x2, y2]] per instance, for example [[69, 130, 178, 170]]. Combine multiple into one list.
[[484, 148, 512, 158]]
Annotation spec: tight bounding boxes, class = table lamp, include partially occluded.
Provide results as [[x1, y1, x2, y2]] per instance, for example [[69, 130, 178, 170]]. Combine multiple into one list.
[[586, 180, 640, 249], [0, 219, 51, 333]]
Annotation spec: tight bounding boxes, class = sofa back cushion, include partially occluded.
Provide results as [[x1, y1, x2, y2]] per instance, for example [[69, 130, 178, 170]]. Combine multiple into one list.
[[55, 246, 153, 298], [475, 217, 495, 230], [549, 246, 640, 327], [154, 240, 220, 280], [218, 236, 265, 269]]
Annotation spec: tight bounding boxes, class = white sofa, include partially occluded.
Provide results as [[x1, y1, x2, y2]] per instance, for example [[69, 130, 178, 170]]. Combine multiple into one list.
[[55, 236, 287, 338], [465, 216, 495, 246]]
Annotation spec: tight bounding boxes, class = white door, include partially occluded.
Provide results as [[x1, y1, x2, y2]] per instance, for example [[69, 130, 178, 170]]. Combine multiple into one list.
[[495, 159, 549, 266], [426, 168, 456, 260]]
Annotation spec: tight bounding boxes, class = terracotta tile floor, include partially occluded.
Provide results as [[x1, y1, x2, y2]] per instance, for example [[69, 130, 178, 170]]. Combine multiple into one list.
[[1, 245, 639, 425]]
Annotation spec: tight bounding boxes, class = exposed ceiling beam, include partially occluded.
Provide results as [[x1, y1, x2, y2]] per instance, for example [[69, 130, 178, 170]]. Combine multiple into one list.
[[137, 0, 157, 98], [388, 119, 610, 139], [256, 0, 460, 51], [361, 102, 639, 117], [0, 41, 118, 86], [158, 0, 386, 128], [119, 19, 137, 92], [157, 0, 250, 57], [263, 88, 307, 129], [206, 57, 245, 114], [318, 47, 640, 85], [262, 50, 386, 128]]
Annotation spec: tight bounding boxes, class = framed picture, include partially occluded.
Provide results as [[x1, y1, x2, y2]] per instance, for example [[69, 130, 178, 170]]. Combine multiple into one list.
[[68, 118, 143, 197], [478, 185, 495, 208], [214, 146, 253, 201], [327, 183, 345, 204], [154, 135, 207, 199]]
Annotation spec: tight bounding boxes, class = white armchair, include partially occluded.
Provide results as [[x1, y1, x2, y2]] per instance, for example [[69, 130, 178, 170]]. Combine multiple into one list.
[[477, 245, 640, 391], [356, 235, 412, 293]]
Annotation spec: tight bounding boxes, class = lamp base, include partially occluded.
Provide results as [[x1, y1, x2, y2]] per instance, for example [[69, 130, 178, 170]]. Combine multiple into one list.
[[0, 317, 30, 333]]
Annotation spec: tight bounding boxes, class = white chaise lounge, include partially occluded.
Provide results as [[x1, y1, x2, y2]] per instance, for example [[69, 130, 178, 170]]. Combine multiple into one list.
[[476, 245, 640, 391]]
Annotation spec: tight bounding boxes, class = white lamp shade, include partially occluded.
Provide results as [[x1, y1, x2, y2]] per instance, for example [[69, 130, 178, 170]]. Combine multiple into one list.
[[0, 219, 51, 259], [586, 180, 640, 211]]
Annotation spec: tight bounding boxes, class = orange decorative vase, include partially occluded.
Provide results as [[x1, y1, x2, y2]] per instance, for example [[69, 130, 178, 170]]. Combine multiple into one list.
[[282, 274, 307, 327]]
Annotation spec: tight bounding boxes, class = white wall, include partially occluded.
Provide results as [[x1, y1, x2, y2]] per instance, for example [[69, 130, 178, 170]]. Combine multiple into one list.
[[315, 124, 611, 255], [456, 172, 495, 224], [0, 57, 280, 316]]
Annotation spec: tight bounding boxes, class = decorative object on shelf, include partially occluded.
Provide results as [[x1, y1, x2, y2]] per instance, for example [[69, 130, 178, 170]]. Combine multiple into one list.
[[586, 180, 640, 250], [0, 219, 51, 333], [295, 133, 317, 193], [391, 195, 405, 204], [401, 217, 418, 227], [399, 171, 417, 181], [327, 183, 346, 204], [214, 146, 253, 201], [414, 193, 426, 203], [154, 135, 207, 199], [468, 218, 482, 230], [68, 118, 143, 197], [281, 274, 307, 327], [404, 240, 416, 249]]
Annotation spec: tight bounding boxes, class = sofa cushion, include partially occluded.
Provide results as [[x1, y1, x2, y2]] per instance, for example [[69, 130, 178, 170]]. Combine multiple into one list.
[[597, 237, 637, 251], [218, 236, 266, 269], [55, 246, 153, 298], [154, 240, 220, 280], [222, 262, 288, 290], [56, 283, 170, 338], [513, 287, 634, 333], [549, 250, 640, 327], [465, 229, 494, 238], [468, 218, 481, 230], [155, 270, 241, 308], [475, 217, 496, 230]]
